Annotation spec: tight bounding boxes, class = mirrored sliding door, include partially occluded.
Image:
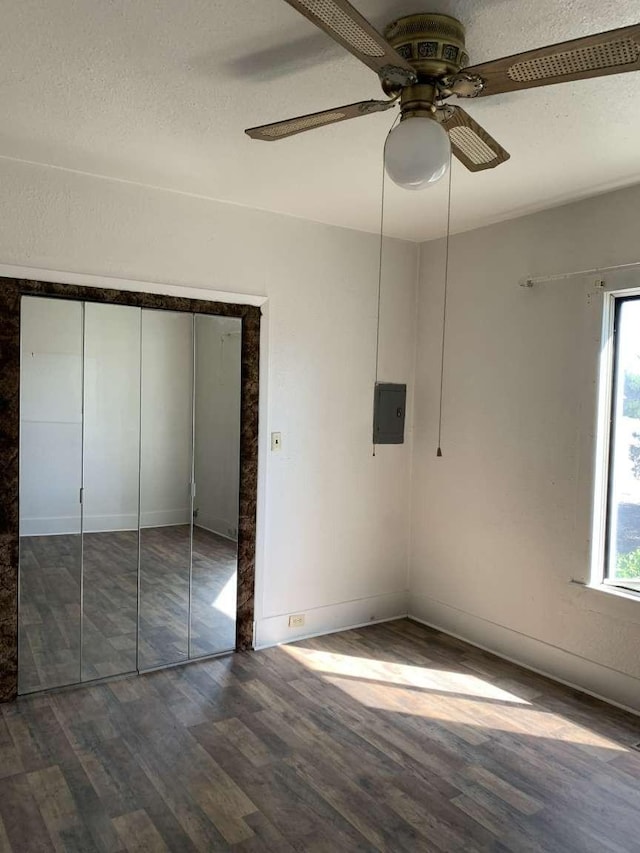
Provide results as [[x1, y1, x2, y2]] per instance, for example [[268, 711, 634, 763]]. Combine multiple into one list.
[[19, 297, 84, 692], [18, 298, 244, 692], [138, 310, 194, 670], [82, 303, 141, 680], [190, 315, 241, 657]]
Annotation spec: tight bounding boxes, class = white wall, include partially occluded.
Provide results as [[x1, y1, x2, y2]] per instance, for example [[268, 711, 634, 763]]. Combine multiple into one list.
[[411, 183, 640, 712], [2, 157, 418, 645], [194, 315, 242, 541]]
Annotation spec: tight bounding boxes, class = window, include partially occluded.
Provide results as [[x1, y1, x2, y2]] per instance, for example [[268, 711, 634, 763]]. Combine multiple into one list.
[[604, 295, 640, 594]]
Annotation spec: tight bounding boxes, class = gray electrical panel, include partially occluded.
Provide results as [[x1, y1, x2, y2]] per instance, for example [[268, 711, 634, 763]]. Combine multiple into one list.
[[373, 383, 406, 445]]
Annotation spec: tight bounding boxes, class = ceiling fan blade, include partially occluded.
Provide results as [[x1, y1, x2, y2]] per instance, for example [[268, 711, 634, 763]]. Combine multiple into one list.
[[245, 98, 396, 141], [457, 24, 640, 97], [281, 0, 417, 86], [437, 107, 510, 172]]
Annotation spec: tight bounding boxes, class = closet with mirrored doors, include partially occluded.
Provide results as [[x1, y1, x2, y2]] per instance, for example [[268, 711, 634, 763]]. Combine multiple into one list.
[[18, 296, 243, 693]]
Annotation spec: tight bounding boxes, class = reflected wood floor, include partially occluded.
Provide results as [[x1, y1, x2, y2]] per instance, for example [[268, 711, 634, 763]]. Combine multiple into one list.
[[2, 619, 640, 852], [19, 526, 237, 693]]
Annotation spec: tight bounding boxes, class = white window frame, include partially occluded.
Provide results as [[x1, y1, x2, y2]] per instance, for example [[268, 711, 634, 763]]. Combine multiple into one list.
[[591, 286, 640, 598]]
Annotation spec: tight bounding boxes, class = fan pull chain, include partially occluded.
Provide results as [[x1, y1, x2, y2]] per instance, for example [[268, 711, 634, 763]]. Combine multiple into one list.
[[373, 112, 400, 458], [436, 150, 454, 458]]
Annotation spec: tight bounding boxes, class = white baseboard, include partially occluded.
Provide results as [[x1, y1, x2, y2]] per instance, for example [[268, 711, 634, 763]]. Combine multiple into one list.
[[20, 516, 81, 536], [140, 509, 190, 527], [194, 517, 238, 542], [255, 590, 408, 649], [20, 509, 191, 536], [84, 513, 137, 533], [409, 593, 640, 716]]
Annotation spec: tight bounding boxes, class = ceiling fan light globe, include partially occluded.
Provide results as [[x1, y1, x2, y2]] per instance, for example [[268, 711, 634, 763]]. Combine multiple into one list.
[[384, 117, 450, 190]]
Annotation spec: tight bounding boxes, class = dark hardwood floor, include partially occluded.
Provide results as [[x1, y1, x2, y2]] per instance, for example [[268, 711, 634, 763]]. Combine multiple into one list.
[[2, 619, 639, 851], [19, 525, 237, 693]]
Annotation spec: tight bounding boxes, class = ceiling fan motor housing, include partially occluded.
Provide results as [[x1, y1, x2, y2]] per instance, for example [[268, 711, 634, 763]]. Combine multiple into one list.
[[383, 14, 468, 81], [246, 5, 640, 177]]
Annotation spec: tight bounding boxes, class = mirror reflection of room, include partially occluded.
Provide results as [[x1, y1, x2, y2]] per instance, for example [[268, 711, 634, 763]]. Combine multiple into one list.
[[19, 297, 83, 693], [18, 296, 242, 694], [82, 303, 141, 682], [138, 309, 194, 671], [191, 314, 242, 659]]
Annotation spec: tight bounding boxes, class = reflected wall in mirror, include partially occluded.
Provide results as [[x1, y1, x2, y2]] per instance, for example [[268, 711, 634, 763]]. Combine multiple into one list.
[[19, 297, 83, 693], [191, 315, 242, 658], [82, 303, 141, 680], [138, 310, 194, 670]]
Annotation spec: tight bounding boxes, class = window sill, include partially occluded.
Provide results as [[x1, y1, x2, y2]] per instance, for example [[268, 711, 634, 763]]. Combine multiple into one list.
[[586, 583, 640, 603]]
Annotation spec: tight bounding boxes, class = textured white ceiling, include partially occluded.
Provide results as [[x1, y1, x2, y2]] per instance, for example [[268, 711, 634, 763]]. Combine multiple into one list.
[[1, 0, 639, 241]]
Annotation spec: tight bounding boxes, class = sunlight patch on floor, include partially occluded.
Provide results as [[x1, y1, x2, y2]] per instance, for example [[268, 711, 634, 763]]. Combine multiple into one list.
[[284, 646, 627, 753], [284, 646, 531, 704], [211, 574, 237, 619]]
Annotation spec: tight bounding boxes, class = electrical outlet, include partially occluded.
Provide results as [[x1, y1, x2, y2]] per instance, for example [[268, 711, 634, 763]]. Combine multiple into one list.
[[288, 613, 305, 628], [271, 432, 282, 451]]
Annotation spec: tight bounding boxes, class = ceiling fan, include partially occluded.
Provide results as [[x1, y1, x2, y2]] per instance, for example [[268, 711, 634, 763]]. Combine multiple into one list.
[[245, 1, 640, 189]]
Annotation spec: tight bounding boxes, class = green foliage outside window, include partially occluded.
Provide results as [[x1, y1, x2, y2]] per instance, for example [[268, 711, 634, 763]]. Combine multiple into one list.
[[616, 548, 640, 579], [624, 372, 640, 418]]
